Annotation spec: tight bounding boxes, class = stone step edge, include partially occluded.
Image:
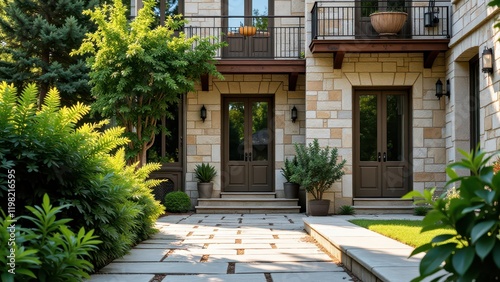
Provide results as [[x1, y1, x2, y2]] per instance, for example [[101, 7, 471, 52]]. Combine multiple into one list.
[[197, 198, 299, 201], [353, 205, 415, 209], [195, 205, 301, 209]]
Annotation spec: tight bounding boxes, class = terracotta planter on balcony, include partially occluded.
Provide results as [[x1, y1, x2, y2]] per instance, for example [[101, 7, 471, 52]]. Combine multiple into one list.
[[370, 12, 408, 36], [239, 26, 257, 37]]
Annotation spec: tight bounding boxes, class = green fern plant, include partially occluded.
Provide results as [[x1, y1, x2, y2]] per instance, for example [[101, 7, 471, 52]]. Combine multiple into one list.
[[0, 82, 164, 269], [338, 205, 356, 215], [0, 194, 101, 282]]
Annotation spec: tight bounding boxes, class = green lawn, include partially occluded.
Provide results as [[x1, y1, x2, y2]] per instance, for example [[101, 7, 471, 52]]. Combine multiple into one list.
[[349, 219, 455, 247]]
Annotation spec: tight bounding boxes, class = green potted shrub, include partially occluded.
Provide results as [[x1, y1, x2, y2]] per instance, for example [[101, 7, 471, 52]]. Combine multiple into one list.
[[194, 163, 217, 198], [291, 139, 346, 216], [281, 156, 300, 199]]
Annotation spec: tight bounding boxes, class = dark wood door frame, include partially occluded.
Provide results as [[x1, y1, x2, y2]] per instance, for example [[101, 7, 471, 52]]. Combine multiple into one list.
[[353, 89, 412, 197], [222, 95, 275, 192]]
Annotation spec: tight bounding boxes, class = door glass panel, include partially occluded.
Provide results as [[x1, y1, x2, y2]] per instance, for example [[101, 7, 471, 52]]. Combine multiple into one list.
[[251, 102, 268, 161], [359, 95, 378, 161], [228, 0, 244, 28], [386, 95, 404, 161], [229, 102, 245, 161], [252, 0, 268, 30]]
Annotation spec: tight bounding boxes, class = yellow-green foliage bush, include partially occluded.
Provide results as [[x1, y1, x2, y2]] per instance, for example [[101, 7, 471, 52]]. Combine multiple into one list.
[[0, 83, 164, 269]]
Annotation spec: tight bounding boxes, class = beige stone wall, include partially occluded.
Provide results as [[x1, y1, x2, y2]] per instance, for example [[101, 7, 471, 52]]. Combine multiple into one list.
[[446, 2, 500, 165], [186, 74, 306, 203], [305, 52, 448, 213]]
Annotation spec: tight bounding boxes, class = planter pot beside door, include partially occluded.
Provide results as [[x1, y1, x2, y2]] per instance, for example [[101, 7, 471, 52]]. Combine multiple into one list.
[[309, 199, 330, 216], [283, 182, 300, 199], [370, 12, 408, 36], [197, 182, 213, 198]]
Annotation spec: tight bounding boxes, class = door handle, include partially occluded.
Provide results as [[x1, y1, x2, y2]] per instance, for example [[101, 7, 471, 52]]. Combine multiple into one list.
[[248, 152, 252, 162], [377, 152, 381, 162], [244, 152, 248, 162], [383, 152, 387, 162]]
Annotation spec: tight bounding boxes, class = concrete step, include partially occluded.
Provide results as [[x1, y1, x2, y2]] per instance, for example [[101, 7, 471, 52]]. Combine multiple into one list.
[[195, 205, 301, 214], [353, 205, 415, 215], [197, 198, 299, 207], [353, 198, 414, 207], [220, 192, 276, 199]]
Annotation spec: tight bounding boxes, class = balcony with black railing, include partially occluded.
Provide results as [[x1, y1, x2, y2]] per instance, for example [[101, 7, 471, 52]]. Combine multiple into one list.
[[310, 1, 450, 68], [183, 16, 306, 90], [184, 16, 305, 60]]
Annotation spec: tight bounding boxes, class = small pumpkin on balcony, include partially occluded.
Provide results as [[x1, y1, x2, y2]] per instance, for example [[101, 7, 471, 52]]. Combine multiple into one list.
[[239, 25, 257, 37]]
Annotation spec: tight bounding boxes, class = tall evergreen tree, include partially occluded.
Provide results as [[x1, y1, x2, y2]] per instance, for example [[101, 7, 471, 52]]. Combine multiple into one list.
[[0, 0, 100, 107]]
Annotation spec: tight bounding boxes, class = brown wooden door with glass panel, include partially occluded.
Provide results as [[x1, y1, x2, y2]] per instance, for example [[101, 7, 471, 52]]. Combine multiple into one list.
[[223, 97, 273, 192], [222, 0, 273, 58], [354, 90, 410, 197]]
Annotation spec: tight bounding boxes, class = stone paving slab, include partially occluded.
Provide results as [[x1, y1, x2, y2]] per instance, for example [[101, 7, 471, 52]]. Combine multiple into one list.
[[87, 274, 154, 282], [91, 214, 353, 281], [206, 253, 332, 263], [271, 271, 353, 282], [206, 243, 273, 249], [114, 249, 168, 262], [99, 262, 229, 274], [162, 273, 267, 282], [235, 261, 344, 273]]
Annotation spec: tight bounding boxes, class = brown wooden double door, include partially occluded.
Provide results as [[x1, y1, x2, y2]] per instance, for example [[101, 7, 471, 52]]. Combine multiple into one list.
[[354, 90, 410, 197], [222, 96, 274, 192]]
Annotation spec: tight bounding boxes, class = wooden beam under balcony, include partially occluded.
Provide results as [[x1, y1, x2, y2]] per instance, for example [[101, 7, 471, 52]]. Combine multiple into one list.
[[309, 39, 450, 69], [205, 60, 306, 91]]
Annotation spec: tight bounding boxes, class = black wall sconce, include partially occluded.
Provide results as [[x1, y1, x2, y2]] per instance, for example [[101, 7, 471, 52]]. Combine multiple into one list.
[[200, 105, 207, 122], [482, 47, 493, 74], [435, 79, 450, 100], [424, 0, 439, 27], [291, 106, 298, 123]]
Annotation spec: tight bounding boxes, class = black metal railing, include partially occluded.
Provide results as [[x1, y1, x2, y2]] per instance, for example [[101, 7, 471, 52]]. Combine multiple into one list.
[[311, 1, 450, 39], [183, 16, 305, 59]]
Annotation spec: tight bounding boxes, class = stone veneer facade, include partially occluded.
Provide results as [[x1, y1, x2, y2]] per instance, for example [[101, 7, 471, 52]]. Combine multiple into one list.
[[185, 74, 306, 206], [131, 0, 500, 213]]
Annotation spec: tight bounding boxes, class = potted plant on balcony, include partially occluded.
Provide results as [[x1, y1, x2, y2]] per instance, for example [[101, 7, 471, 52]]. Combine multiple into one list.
[[281, 156, 299, 199], [370, 8, 408, 36], [291, 139, 346, 216], [194, 163, 217, 198]]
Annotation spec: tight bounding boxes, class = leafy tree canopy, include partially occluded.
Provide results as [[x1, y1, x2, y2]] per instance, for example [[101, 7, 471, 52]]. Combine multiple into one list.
[[0, 0, 100, 107], [73, 0, 225, 166]]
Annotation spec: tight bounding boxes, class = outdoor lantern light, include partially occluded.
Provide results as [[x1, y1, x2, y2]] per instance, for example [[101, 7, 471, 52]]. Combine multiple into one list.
[[200, 105, 207, 122], [435, 79, 450, 100], [482, 47, 493, 74], [291, 106, 298, 123]]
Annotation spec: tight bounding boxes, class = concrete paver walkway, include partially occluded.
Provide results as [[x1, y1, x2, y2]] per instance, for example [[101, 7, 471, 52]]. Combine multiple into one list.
[[89, 214, 354, 282]]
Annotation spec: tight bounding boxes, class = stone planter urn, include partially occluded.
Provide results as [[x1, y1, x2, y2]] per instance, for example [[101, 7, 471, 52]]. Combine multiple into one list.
[[370, 12, 408, 36], [283, 182, 300, 199], [309, 199, 330, 216], [197, 182, 213, 199]]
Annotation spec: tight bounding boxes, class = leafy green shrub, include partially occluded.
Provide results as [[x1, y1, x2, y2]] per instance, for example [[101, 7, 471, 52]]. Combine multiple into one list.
[[194, 163, 217, 183], [165, 191, 192, 213], [281, 156, 298, 183], [413, 205, 431, 216], [290, 139, 346, 200], [338, 205, 356, 215], [0, 83, 164, 269], [403, 149, 500, 281], [0, 194, 100, 282]]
